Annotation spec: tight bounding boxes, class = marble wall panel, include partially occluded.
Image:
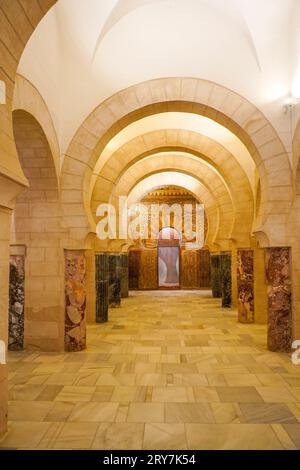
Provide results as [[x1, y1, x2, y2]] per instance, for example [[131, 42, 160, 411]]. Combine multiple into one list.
[[120, 254, 129, 298], [180, 250, 200, 289], [64, 250, 86, 352], [95, 253, 109, 323], [265, 247, 292, 352], [237, 249, 254, 323], [8, 255, 25, 351], [220, 253, 232, 308], [199, 250, 211, 288], [139, 249, 158, 289], [210, 255, 222, 298], [129, 251, 140, 289], [108, 254, 121, 307]]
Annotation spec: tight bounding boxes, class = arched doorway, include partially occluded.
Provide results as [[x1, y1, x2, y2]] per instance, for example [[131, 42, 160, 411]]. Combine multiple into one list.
[[158, 227, 180, 288]]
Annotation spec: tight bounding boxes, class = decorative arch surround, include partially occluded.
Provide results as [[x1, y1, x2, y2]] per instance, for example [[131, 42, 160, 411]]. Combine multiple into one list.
[[120, 171, 220, 250], [98, 155, 234, 248], [62, 78, 292, 247]]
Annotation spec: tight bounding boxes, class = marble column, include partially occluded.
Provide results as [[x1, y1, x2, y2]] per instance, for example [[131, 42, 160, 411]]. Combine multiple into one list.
[[210, 255, 222, 298], [265, 247, 292, 352], [64, 250, 87, 352], [254, 245, 268, 324], [237, 249, 254, 323], [199, 250, 211, 288], [9, 250, 25, 350], [120, 254, 129, 298], [220, 253, 232, 308], [95, 253, 109, 323], [108, 254, 121, 307]]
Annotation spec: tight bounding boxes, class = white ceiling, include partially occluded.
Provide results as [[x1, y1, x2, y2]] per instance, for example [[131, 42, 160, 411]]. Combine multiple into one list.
[[18, 0, 300, 159]]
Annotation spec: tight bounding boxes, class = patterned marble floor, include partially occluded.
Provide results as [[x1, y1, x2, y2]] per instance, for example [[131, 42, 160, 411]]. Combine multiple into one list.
[[1, 290, 300, 450]]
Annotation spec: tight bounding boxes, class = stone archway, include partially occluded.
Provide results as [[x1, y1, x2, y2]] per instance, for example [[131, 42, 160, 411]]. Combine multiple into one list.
[[12, 110, 65, 352], [62, 78, 292, 247]]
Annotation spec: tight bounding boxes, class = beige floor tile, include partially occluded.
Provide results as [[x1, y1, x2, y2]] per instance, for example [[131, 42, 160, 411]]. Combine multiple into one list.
[[45, 401, 75, 422], [239, 403, 298, 423], [206, 374, 226, 386], [165, 403, 214, 423], [111, 386, 147, 402], [211, 403, 242, 423], [172, 373, 208, 386], [127, 402, 164, 423], [96, 374, 136, 386], [256, 386, 297, 403], [36, 385, 63, 401], [36, 422, 65, 449], [8, 400, 53, 422], [287, 403, 300, 422], [92, 423, 144, 449], [52, 422, 99, 449], [224, 374, 261, 387], [45, 373, 76, 386], [193, 386, 220, 403], [143, 423, 187, 450], [72, 372, 100, 386], [0, 421, 51, 449], [185, 424, 283, 450], [55, 386, 95, 402], [92, 385, 115, 402], [256, 374, 286, 386], [271, 424, 297, 450], [152, 387, 189, 403], [135, 373, 166, 386], [162, 364, 198, 374], [68, 402, 119, 422], [9, 384, 46, 401], [282, 424, 300, 447], [217, 386, 263, 403]]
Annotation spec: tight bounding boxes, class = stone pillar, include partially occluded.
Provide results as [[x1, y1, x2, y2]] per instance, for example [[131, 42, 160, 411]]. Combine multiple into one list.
[[9, 246, 26, 350], [220, 253, 232, 307], [64, 250, 87, 352], [210, 254, 222, 298], [95, 253, 109, 323], [120, 254, 129, 298], [108, 254, 121, 307], [237, 249, 254, 323], [24, 244, 65, 352], [265, 247, 292, 352]]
